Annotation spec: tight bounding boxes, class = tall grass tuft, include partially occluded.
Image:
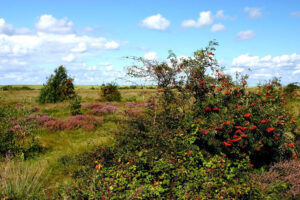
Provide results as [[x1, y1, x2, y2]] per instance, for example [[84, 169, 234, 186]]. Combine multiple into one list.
[[0, 159, 47, 199]]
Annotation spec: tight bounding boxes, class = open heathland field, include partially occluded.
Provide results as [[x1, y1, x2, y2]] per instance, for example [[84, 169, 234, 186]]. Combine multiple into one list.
[[1, 48, 300, 199]]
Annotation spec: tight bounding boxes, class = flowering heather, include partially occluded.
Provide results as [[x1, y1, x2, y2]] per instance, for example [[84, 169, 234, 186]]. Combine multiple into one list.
[[260, 159, 300, 199], [37, 115, 54, 125], [26, 114, 39, 121], [124, 102, 136, 108], [11, 124, 22, 133], [31, 106, 40, 112], [91, 105, 119, 115], [64, 115, 103, 131], [15, 103, 24, 107], [135, 102, 149, 108], [43, 119, 65, 131]]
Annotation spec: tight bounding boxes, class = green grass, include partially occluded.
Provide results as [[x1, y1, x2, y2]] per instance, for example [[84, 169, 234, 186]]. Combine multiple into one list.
[[0, 85, 154, 194]]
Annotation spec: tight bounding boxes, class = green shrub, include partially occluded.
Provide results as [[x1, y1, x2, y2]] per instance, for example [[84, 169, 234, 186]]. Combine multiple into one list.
[[38, 66, 76, 103], [69, 96, 82, 116], [100, 83, 121, 102]]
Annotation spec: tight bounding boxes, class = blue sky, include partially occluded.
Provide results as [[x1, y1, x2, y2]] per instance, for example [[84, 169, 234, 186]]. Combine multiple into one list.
[[0, 0, 299, 85]]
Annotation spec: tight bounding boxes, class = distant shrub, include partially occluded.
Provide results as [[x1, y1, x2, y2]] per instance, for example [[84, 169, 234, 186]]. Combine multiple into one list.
[[38, 66, 76, 103], [118, 86, 130, 89], [129, 85, 137, 89], [70, 96, 82, 116], [1, 85, 33, 91], [284, 82, 299, 97], [100, 83, 121, 102]]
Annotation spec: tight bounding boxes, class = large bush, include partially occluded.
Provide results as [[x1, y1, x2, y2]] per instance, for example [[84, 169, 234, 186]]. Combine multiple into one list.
[[127, 41, 297, 167], [38, 66, 76, 103]]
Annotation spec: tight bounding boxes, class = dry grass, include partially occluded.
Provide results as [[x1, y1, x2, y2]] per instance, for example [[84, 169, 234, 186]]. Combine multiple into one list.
[[0, 159, 47, 199]]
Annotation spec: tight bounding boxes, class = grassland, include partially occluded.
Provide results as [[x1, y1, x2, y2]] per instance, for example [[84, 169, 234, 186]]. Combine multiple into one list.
[[0, 85, 299, 198], [0, 86, 157, 193]]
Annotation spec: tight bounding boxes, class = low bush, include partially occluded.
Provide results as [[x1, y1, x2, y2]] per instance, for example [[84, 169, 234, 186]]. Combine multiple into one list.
[[100, 83, 121, 102], [0, 104, 42, 159]]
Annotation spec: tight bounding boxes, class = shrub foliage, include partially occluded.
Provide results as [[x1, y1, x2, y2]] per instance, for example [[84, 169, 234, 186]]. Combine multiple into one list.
[[100, 83, 121, 102]]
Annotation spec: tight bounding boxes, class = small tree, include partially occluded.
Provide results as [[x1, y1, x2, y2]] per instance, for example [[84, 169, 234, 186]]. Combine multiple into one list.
[[38, 66, 76, 103]]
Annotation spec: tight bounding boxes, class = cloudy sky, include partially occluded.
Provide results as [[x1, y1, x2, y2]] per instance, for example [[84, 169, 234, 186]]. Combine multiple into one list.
[[0, 0, 299, 85]]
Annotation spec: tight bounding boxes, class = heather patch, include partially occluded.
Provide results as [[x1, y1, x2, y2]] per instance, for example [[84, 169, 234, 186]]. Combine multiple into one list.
[[27, 114, 39, 121], [90, 105, 119, 115], [259, 159, 300, 199], [34, 114, 103, 131], [64, 115, 103, 131], [37, 115, 54, 126], [81, 102, 102, 109], [43, 119, 65, 131]]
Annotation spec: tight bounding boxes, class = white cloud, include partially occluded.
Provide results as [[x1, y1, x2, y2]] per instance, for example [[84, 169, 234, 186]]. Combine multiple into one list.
[[216, 10, 225, 19], [144, 52, 158, 60], [181, 11, 213, 28], [0, 15, 122, 85], [35, 14, 74, 34], [105, 41, 120, 49], [71, 42, 87, 53], [291, 11, 300, 17], [0, 18, 14, 35], [237, 30, 256, 41], [244, 7, 262, 19], [140, 14, 170, 31], [231, 53, 300, 84], [211, 23, 226, 32], [62, 54, 75, 62]]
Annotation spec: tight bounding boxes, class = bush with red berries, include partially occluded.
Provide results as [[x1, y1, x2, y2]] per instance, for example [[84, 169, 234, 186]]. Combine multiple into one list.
[[100, 83, 121, 102]]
